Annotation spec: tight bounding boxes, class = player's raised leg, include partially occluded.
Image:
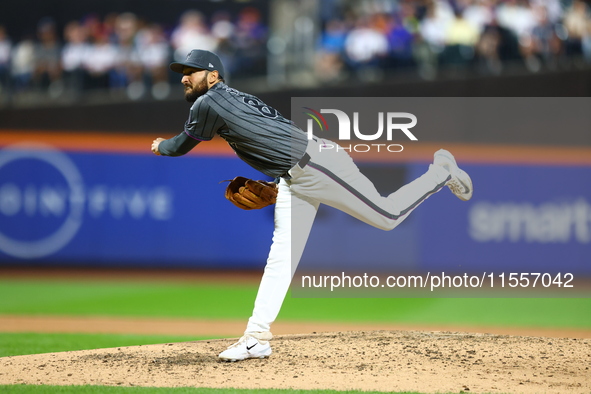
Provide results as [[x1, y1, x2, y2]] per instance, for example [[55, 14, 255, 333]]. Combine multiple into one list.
[[290, 141, 472, 231]]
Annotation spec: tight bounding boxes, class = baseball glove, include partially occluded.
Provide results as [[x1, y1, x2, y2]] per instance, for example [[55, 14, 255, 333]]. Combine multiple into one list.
[[224, 176, 278, 210]]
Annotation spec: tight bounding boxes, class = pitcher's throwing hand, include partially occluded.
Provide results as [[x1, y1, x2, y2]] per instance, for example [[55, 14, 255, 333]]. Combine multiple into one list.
[[151, 138, 165, 155]]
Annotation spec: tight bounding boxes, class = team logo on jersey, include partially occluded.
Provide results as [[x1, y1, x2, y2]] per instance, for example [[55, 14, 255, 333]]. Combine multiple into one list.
[[224, 86, 239, 95], [243, 97, 278, 119]]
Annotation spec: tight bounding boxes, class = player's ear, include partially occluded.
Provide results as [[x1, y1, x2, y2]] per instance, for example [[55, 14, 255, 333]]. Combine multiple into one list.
[[208, 70, 220, 84]]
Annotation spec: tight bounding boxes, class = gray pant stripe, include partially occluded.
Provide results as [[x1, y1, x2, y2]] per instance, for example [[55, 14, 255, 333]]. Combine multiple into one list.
[[306, 161, 450, 221]]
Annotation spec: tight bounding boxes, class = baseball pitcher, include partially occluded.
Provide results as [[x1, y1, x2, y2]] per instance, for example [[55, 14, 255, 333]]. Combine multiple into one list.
[[151, 50, 473, 362]]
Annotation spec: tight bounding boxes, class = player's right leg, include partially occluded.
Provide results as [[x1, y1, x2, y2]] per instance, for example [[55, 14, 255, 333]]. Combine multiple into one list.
[[218, 179, 319, 362]]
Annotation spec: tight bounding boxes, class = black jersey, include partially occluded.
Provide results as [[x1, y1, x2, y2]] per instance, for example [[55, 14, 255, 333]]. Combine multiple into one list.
[[183, 82, 308, 178]]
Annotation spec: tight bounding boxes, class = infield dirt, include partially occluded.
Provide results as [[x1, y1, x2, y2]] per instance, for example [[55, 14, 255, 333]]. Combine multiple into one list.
[[1, 330, 589, 393]]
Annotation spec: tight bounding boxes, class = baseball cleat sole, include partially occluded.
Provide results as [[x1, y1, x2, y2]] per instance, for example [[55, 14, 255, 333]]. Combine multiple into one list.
[[220, 355, 270, 362], [434, 149, 473, 201]]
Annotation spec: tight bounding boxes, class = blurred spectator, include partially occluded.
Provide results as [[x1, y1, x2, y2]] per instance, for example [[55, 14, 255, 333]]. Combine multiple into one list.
[[415, 0, 455, 77], [344, 16, 389, 80], [496, 0, 538, 39], [446, 10, 480, 46], [531, 5, 563, 70], [441, 9, 479, 66], [232, 7, 268, 78], [463, 0, 494, 33], [135, 23, 170, 99], [475, 18, 504, 74], [171, 10, 217, 63], [476, 13, 521, 74], [584, 23, 591, 63], [563, 0, 590, 58], [82, 14, 107, 43], [62, 21, 89, 95], [319, 18, 348, 54], [315, 18, 348, 83], [112, 12, 141, 94], [10, 38, 35, 92], [533, 0, 565, 24], [495, 0, 540, 70], [385, 13, 415, 69], [33, 18, 62, 96], [419, 0, 455, 53], [0, 26, 11, 94], [211, 11, 237, 77], [83, 33, 117, 90]]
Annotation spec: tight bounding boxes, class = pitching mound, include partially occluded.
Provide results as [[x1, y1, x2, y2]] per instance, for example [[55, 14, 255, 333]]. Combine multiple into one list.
[[0, 330, 589, 393]]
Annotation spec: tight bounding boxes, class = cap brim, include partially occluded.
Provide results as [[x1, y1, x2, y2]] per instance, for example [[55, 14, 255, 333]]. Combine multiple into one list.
[[169, 61, 223, 78], [170, 62, 207, 73], [169, 62, 191, 73]]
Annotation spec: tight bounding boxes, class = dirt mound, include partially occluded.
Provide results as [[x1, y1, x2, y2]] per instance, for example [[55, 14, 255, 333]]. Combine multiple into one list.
[[0, 330, 589, 393]]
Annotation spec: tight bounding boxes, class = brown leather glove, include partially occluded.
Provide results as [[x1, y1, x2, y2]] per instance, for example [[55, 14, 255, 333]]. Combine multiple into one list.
[[225, 176, 278, 210]]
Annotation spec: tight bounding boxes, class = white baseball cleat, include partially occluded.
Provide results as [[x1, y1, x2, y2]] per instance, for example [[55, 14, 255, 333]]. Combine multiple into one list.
[[218, 335, 272, 362], [433, 149, 473, 201]]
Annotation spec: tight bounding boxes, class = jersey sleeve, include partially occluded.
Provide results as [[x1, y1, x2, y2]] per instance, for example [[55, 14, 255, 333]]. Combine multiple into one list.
[[158, 131, 200, 157], [184, 96, 226, 141]]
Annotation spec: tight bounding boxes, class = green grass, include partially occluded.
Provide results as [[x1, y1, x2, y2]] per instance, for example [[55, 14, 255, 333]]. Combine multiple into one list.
[[0, 281, 256, 319], [0, 387, 425, 394], [0, 279, 590, 329], [0, 279, 585, 394], [0, 332, 207, 357]]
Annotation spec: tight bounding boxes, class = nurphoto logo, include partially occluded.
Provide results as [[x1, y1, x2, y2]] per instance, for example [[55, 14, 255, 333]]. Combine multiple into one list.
[[303, 107, 417, 153]]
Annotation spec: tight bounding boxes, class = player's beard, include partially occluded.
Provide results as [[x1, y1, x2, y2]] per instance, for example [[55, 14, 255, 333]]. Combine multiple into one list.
[[184, 74, 209, 102]]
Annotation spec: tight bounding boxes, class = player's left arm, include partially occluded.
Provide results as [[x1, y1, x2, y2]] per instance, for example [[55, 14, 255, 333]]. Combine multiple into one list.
[[152, 132, 200, 156]]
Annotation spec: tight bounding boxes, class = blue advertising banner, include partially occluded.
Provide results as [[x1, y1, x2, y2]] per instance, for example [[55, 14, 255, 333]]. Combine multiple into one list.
[[1, 141, 589, 279], [413, 163, 591, 276], [0, 144, 274, 268]]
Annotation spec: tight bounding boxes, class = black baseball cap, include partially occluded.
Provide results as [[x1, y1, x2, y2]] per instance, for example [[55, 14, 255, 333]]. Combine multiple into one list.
[[169, 49, 225, 79]]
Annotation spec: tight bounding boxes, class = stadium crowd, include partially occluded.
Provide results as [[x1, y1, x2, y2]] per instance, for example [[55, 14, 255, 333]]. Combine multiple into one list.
[[0, 7, 267, 102], [0, 0, 590, 103], [316, 0, 591, 81]]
